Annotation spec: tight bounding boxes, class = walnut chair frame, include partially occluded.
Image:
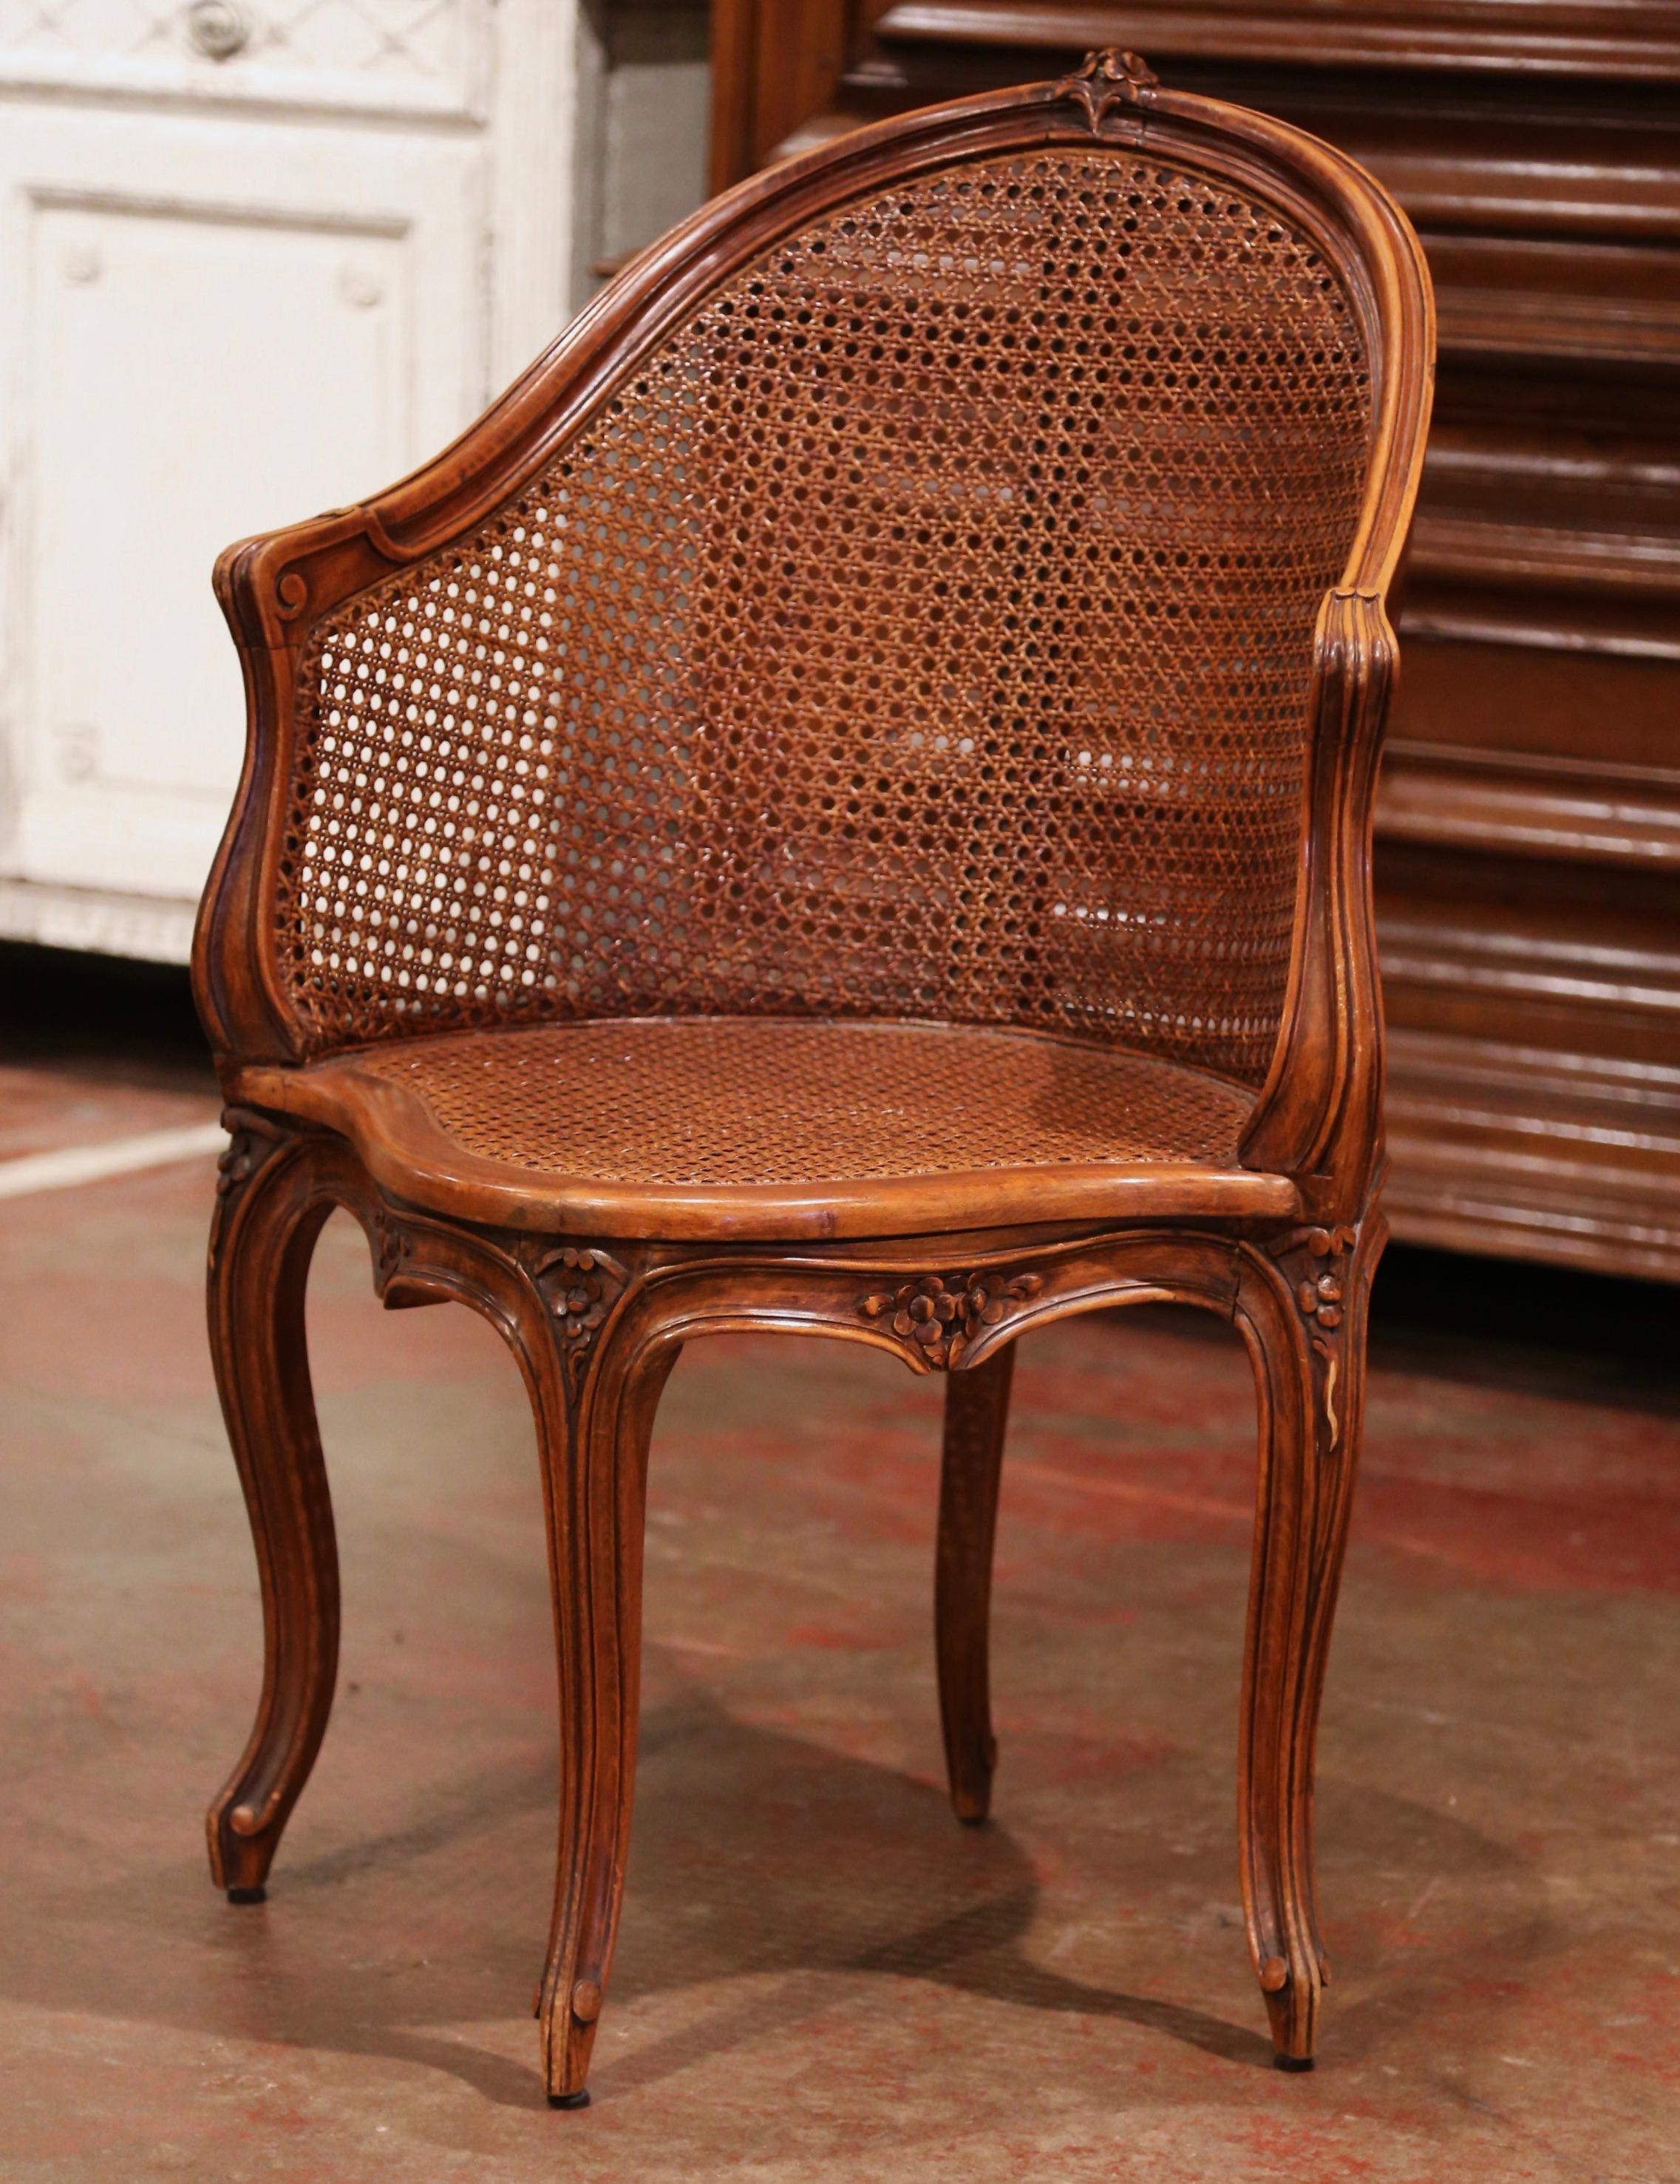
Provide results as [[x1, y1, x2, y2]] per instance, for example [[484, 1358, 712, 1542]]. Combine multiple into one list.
[[195, 51, 1432, 2103]]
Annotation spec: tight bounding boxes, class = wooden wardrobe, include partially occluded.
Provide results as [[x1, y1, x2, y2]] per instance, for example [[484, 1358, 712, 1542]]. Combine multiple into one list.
[[710, 1, 1680, 1282]]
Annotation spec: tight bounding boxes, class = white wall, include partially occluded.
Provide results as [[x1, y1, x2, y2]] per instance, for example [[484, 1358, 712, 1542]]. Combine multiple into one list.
[[0, 0, 718, 962]]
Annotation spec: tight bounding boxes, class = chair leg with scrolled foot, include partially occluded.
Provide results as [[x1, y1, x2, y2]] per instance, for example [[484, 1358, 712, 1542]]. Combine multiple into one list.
[[936, 1344, 1016, 1825], [204, 1113, 340, 1902], [523, 1276, 676, 2109], [1237, 1214, 1384, 2069]]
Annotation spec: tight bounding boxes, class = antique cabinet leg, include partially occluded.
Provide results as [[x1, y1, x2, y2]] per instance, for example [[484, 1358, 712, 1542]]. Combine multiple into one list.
[[936, 1344, 1016, 1823], [523, 1273, 676, 2109], [1236, 1215, 1384, 2067], [204, 1115, 339, 1899]]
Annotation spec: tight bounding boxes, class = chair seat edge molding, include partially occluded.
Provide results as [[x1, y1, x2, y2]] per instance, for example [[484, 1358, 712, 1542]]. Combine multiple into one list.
[[225, 1021, 1305, 1236]]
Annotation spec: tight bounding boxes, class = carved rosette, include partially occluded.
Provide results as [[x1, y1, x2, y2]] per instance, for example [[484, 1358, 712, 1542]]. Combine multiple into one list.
[[1054, 47, 1158, 132], [533, 1245, 630, 1399], [859, 1270, 1043, 1370], [1267, 1224, 1360, 1446]]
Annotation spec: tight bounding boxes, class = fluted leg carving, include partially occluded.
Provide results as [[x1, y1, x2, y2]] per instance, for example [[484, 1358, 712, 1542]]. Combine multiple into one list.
[[514, 1252, 675, 2106], [935, 1345, 1016, 1823], [1236, 1211, 1386, 2066], [205, 1112, 339, 1898]]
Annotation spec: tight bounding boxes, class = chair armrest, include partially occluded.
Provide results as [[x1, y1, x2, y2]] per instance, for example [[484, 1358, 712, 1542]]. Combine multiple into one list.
[[1237, 586, 1397, 1214], [197, 510, 402, 1069]]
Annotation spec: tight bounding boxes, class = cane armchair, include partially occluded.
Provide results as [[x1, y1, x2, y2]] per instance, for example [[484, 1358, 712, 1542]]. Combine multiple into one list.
[[194, 50, 1432, 2103]]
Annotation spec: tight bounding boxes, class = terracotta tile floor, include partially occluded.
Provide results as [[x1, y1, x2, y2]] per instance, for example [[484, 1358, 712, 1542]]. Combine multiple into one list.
[[2, 1055, 1678, 2180]]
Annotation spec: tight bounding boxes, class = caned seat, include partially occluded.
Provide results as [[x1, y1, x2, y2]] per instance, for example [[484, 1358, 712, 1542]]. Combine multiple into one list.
[[248, 1018, 1297, 1235], [196, 50, 1432, 2107]]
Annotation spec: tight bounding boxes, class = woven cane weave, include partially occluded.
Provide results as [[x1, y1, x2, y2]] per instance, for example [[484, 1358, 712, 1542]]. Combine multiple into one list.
[[355, 1019, 1254, 1185], [280, 147, 1370, 1085]]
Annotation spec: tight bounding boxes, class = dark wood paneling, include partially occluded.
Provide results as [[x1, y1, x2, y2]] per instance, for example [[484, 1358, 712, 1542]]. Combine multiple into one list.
[[710, 0, 1680, 1281], [866, 3, 1680, 80]]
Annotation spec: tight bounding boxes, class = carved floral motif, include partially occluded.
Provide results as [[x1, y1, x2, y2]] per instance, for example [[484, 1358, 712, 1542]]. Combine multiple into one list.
[[1054, 47, 1158, 132], [215, 1113, 284, 1199], [1268, 1224, 1361, 1446], [215, 1138, 256, 1200], [210, 1109, 291, 1262], [373, 1214, 411, 1294], [534, 1246, 629, 1396], [859, 1270, 1043, 1370]]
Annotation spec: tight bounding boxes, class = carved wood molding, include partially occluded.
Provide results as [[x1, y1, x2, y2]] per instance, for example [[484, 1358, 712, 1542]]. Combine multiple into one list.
[[1378, 741, 1680, 871], [354, 1202, 639, 1410], [1052, 46, 1157, 129], [1239, 587, 1396, 1190]]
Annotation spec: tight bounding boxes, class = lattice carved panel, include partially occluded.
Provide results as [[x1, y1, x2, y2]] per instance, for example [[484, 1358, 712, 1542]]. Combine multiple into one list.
[[282, 147, 1371, 1082], [0, 0, 483, 114]]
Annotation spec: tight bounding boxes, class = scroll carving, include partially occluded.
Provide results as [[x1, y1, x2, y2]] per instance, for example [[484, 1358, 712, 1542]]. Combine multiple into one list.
[[1055, 48, 1158, 131], [859, 1270, 1043, 1370]]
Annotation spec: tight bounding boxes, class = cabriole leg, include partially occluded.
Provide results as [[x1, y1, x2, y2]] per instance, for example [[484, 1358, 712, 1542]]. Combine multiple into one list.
[[1237, 1214, 1385, 2067], [936, 1344, 1016, 1823], [521, 1265, 675, 2109], [204, 1113, 338, 1900]]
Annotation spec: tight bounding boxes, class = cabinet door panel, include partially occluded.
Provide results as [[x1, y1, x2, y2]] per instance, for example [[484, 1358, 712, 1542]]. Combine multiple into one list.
[[0, 111, 483, 901]]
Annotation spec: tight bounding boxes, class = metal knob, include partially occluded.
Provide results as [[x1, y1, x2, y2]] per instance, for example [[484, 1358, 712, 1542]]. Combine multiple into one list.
[[186, 1, 251, 61]]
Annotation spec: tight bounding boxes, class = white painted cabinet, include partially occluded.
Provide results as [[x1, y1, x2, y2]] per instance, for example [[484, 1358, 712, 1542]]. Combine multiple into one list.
[[0, 0, 578, 959]]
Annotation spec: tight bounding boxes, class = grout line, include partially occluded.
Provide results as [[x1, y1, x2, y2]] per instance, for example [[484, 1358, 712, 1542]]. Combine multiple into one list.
[[0, 1120, 226, 1202]]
